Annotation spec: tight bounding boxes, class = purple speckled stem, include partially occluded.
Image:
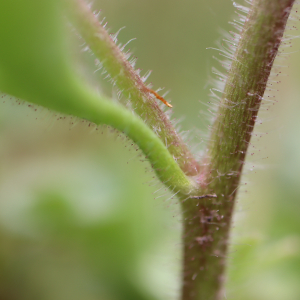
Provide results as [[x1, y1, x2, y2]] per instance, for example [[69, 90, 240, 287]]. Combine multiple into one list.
[[181, 0, 295, 299]]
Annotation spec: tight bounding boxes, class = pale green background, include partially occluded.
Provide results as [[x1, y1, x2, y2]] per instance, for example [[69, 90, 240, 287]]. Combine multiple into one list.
[[0, 1, 300, 299]]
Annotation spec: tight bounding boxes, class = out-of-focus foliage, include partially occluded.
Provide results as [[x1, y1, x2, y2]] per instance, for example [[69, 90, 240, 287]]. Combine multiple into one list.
[[0, 0, 300, 300], [0, 107, 182, 300]]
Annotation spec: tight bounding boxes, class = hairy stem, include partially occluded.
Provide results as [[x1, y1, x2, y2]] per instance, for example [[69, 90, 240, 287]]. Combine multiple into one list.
[[181, 0, 295, 299], [0, 0, 196, 196], [73, 88, 196, 194], [64, 0, 200, 176]]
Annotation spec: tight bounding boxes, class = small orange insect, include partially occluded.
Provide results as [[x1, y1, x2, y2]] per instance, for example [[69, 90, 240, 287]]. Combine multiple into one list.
[[147, 88, 173, 108]]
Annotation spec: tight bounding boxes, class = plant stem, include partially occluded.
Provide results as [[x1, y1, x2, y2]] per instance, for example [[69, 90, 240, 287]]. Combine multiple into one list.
[[0, 0, 195, 196], [181, 0, 295, 299], [64, 0, 200, 176], [74, 88, 195, 194]]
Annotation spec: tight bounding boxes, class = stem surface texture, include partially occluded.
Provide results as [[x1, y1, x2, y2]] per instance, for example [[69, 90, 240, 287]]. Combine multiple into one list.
[[181, 1, 295, 299]]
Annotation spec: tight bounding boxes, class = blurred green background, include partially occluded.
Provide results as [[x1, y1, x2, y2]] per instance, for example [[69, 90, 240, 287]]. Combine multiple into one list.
[[0, 0, 300, 299]]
